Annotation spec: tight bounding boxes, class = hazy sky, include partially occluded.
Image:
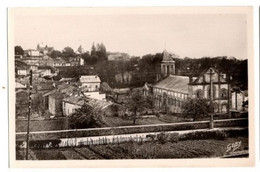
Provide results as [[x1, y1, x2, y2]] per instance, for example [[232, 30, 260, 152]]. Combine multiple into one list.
[[13, 11, 247, 59]]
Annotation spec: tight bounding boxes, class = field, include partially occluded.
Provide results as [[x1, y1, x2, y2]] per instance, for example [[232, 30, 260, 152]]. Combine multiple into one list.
[[17, 137, 248, 160]]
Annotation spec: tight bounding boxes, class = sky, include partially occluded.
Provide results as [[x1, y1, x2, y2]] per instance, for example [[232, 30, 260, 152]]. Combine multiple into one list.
[[12, 9, 248, 59]]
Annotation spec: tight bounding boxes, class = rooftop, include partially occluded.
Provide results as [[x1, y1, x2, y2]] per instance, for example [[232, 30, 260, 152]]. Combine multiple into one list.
[[80, 75, 101, 83], [153, 75, 189, 94]]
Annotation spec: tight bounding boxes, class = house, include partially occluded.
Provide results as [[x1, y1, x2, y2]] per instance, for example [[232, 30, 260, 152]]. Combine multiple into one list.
[[79, 75, 101, 91], [37, 66, 53, 77], [80, 87, 106, 100], [48, 92, 68, 116], [69, 56, 84, 66], [35, 82, 55, 94], [231, 89, 248, 111], [16, 66, 29, 76], [62, 94, 112, 116], [108, 52, 130, 61], [36, 44, 54, 55], [29, 65, 38, 72], [42, 84, 76, 111], [15, 55, 23, 59], [15, 82, 27, 90], [28, 49, 41, 57]]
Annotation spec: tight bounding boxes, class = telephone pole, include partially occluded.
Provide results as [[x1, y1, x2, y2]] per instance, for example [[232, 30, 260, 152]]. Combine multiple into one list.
[[209, 68, 214, 129], [26, 70, 32, 160]]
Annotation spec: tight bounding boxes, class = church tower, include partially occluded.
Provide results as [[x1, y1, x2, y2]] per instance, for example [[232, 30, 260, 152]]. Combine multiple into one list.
[[161, 49, 175, 77]]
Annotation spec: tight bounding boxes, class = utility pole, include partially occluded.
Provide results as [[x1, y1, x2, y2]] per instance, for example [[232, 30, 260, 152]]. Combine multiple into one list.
[[209, 68, 214, 129], [26, 70, 32, 160]]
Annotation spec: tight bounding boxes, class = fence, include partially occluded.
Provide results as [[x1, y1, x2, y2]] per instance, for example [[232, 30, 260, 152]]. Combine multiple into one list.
[[16, 118, 248, 142], [16, 127, 248, 149]]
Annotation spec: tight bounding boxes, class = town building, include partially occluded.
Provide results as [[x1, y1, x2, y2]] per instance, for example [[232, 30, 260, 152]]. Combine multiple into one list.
[[188, 67, 230, 114], [231, 89, 248, 112], [153, 75, 190, 113], [62, 94, 112, 116], [36, 44, 54, 55], [28, 49, 41, 57], [69, 56, 84, 66], [108, 52, 130, 61], [79, 75, 101, 91], [151, 49, 231, 114]]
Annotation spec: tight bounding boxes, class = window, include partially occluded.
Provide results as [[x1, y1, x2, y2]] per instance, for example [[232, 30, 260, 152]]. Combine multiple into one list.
[[196, 89, 203, 98], [220, 88, 228, 98]]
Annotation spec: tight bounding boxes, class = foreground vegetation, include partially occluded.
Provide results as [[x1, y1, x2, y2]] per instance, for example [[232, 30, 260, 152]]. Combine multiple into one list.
[[17, 137, 248, 160]]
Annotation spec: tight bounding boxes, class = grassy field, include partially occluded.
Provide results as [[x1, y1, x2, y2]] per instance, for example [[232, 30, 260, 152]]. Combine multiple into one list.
[[19, 137, 248, 160]]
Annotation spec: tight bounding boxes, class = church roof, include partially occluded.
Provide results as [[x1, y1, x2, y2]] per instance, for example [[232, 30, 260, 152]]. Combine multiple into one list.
[[153, 75, 189, 94], [162, 50, 175, 62]]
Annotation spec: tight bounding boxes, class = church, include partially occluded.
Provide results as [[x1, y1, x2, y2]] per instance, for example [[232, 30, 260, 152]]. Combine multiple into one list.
[[150, 50, 230, 114]]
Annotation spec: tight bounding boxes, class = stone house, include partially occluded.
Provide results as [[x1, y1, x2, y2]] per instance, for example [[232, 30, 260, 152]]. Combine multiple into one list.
[[79, 75, 101, 91]]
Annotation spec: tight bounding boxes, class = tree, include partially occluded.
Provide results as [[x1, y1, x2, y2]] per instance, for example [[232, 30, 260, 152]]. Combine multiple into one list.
[[15, 46, 24, 55], [182, 98, 211, 121], [50, 50, 62, 59], [126, 90, 148, 124], [62, 46, 75, 58], [91, 43, 96, 56], [69, 104, 103, 129]]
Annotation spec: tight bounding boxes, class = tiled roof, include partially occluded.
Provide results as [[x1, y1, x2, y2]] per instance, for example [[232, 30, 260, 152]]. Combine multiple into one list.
[[63, 95, 112, 111], [16, 82, 27, 89], [49, 91, 67, 99], [38, 65, 53, 70], [153, 75, 189, 94], [80, 75, 101, 83]]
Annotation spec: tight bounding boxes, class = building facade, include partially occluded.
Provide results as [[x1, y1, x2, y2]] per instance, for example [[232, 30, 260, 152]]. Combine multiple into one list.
[[79, 75, 101, 91], [151, 50, 230, 114], [188, 68, 230, 113]]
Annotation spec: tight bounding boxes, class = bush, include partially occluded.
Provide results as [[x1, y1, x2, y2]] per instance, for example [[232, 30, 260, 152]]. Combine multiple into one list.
[[179, 130, 228, 141], [215, 130, 228, 140], [156, 132, 169, 144], [169, 133, 179, 143], [29, 139, 61, 149]]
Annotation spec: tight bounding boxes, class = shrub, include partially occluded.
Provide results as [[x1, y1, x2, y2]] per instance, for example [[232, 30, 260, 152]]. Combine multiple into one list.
[[169, 133, 179, 143], [179, 130, 229, 141], [156, 132, 169, 144], [215, 130, 228, 140], [29, 139, 61, 149]]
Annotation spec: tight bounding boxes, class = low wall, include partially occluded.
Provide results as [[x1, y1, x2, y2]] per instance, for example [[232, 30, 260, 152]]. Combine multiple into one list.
[[16, 118, 248, 141], [16, 117, 68, 132]]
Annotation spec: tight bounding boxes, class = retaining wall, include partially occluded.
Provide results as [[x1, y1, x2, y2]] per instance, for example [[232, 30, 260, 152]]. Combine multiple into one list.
[[16, 118, 248, 141]]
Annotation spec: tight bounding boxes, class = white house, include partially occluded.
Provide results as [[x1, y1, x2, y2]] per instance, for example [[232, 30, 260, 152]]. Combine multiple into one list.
[[28, 49, 41, 57], [37, 66, 53, 76], [79, 75, 101, 91], [62, 94, 112, 116]]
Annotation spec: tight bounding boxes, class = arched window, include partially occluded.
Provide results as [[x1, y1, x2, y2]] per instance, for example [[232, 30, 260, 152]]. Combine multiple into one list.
[[220, 88, 228, 99], [214, 102, 219, 113], [196, 89, 203, 98]]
